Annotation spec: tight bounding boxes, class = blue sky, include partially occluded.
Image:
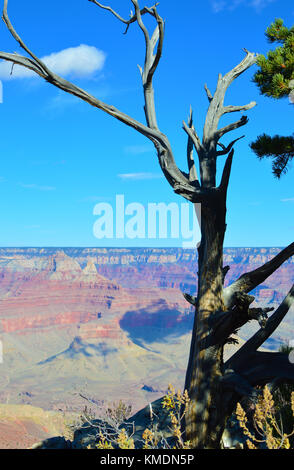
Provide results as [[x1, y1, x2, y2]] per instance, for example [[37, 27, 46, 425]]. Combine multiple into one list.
[[0, 0, 293, 247]]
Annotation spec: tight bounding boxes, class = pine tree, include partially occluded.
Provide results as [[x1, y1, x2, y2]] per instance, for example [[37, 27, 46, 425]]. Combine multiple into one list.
[[250, 19, 294, 177], [250, 133, 294, 178]]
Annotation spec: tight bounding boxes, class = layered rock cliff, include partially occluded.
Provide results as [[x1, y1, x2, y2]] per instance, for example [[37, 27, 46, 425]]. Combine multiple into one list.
[[0, 247, 292, 418]]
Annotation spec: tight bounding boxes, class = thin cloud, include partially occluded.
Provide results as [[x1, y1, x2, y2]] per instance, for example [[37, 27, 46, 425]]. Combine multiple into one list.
[[19, 183, 56, 191], [117, 172, 163, 181], [46, 85, 111, 112], [250, 0, 276, 10], [0, 44, 106, 80], [123, 145, 153, 155], [211, 0, 227, 13], [46, 91, 81, 111], [281, 197, 294, 202], [211, 0, 276, 13], [24, 224, 41, 229]]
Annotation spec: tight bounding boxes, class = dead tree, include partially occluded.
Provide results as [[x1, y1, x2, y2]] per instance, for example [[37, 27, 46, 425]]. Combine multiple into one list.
[[0, 0, 293, 448]]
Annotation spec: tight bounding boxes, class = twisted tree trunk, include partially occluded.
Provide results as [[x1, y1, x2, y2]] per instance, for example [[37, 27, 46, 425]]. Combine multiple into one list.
[[185, 199, 227, 448]]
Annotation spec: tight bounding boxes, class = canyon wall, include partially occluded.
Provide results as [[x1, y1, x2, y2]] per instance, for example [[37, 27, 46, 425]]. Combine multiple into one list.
[[0, 247, 292, 414]]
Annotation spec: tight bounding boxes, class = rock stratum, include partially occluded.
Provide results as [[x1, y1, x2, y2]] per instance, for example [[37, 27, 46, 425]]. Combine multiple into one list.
[[0, 247, 293, 448]]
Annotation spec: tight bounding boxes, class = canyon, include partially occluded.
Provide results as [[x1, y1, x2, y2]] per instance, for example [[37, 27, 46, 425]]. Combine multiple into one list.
[[0, 246, 293, 447]]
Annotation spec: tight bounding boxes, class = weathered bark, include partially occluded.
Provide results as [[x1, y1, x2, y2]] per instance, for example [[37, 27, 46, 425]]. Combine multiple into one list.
[[185, 198, 227, 448]]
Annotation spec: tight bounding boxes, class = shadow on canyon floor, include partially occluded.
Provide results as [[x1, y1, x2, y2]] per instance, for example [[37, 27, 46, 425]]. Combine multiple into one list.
[[119, 307, 194, 349]]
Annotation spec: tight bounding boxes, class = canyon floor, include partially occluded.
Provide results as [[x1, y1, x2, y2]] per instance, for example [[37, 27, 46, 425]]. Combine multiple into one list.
[[0, 247, 293, 448]]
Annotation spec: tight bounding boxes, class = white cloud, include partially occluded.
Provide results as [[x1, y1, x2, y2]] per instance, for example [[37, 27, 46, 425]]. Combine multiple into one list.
[[0, 44, 106, 80], [117, 172, 163, 181]]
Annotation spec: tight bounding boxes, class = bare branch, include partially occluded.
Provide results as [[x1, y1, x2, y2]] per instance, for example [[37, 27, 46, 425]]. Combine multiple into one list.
[[222, 265, 230, 284], [0, 50, 164, 146], [0, 51, 45, 77], [131, 0, 150, 48], [202, 50, 257, 147], [223, 101, 256, 115], [183, 293, 197, 306], [112, 0, 163, 132], [216, 115, 249, 140], [185, 107, 199, 185], [2, 0, 54, 79], [223, 49, 257, 88], [208, 304, 273, 350], [248, 306, 274, 328], [226, 351, 294, 390], [100, 0, 189, 196], [173, 181, 205, 202], [129, 0, 164, 92], [216, 135, 245, 156], [219, 149, 234, 192], [207, 292, 257, 345], [182, 120, 202, 156], [0, 0, 196, 199], [220, 369, 259, 399], [150, 23, 160, 51], [89, 0, 159, 34], [147, 7, 164, 85], [204, 83, 213, 102], [228, 284, 294, 367], [89, 0, 132, 24], [224, 242, 294, 308]]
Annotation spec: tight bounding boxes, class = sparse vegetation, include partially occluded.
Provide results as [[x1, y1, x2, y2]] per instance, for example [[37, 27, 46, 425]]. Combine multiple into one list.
[[236, 385, 294, 449], [67, 398, 133, 448], [70, 384, 192, 449], [271, 343, 294, 442], [161, 384, 191, 449]]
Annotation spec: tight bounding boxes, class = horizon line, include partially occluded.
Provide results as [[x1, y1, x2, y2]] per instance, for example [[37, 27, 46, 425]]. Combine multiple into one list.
[[0, 246, 287, 249]]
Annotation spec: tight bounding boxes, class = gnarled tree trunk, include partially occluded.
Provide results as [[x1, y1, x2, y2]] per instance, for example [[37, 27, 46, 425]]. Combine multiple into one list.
[[185, 199, 227, 448]]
